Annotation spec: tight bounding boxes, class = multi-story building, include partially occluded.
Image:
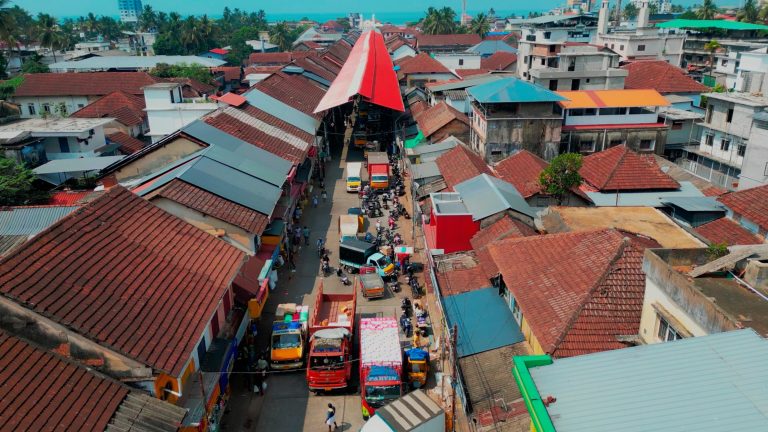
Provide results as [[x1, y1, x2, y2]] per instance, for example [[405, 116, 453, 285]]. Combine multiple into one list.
[[734, 47, 768, 94], [467, 77, 566, 162], [596, 0, 685, 64], [681, 31, 768, 80], [117, 0, 142, 23], [712, 43, 768, 89], [518, 41, 627, 90], [680, 92, 768, 190], [143, 82, 217, 143], [518, 14, 599, 45]]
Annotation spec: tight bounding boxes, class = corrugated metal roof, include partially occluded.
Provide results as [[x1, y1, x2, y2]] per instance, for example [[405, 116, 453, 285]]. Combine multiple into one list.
[[426, 74, 504, 92], [466, 39, 518, 56], [407, 139, 458, 156], [374, 390, 444, 432], [661, 196, 726, 212], [410, 161, 441, 180], [49, 55, 225, 70], [444, 287, 524, 357], [468, 77, 566, 104], [32, 156, 125, 174], [557, 89, 670, 109], [182, 120, 291, 186], [444, 90, 467, 101], [454, 173, 535, 220], [586, 181, 704, 207], [243, 88, 319, 135], [530, 329, 768, 432], [753, 111, 768, 122], [0, 206, 79, 235]]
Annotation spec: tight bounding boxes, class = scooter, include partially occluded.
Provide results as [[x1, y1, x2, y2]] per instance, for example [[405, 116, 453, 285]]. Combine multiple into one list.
[[337, 268, 351, 286], [400, 313, 412, 337], [400, 297, 412, 316]]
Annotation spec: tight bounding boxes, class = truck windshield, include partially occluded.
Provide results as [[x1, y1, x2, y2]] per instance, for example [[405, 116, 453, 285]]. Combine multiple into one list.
[[366, 385, 400, 404], [372, 175, 388, 182], [375, 257, 389, 267], [273, 334, 301, 349], [347, 176, 361, 182], [310, 356, 344, 369]]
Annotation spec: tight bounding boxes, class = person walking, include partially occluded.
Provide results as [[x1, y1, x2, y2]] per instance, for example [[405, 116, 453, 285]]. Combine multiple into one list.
[[312, 195, 319, 208], [325, 403, 339, 431], [321, 188, 328, 203], [303, 226, 310, 246]]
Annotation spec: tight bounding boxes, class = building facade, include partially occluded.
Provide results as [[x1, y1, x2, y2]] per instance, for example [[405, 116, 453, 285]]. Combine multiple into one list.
[[117, 0, 143, 23], [518, 41, 627, 90], [143, 83, 217, 143]]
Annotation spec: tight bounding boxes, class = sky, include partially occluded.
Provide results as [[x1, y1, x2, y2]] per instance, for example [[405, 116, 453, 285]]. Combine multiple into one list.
[[16, 0, 700, 19]]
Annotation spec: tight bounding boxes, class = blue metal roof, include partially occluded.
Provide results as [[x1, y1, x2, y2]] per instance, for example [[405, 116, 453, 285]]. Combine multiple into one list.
[[530, 329, 768, 432], [454, 173, 536, 220], [661, 196, 726, 212], [0, 206, 79, 236], [243, 88, 319, 135], [444, 287, 525, 358], [466, 40, 518, 56], [182, 120, 291, 187], [467, 77, 567, 104], [586, 181, 704, 207]]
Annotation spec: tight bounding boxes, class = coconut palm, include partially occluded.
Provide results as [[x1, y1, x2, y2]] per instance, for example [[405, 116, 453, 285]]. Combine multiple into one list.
[[35, 13, 63, 62], [139, 5, 158, 32], [760, 4, 768, 21], [737, 0, 758, 22], [422, 6, 457, 34], [269, 22, 291, 51], [697, 0, 718, 20], [469, 13, 491, 38], [704, 39, 721, 78], [0, 0, 17, 50], [84, 12, 99, 37]]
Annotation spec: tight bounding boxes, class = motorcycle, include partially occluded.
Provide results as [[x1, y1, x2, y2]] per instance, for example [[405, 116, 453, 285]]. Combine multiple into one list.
[[407, 274, 420, 298], [400, 297, 412, 316], [400, 313, 412, 337], [320, 260, 331, 276], [336, 268, 351, 286]]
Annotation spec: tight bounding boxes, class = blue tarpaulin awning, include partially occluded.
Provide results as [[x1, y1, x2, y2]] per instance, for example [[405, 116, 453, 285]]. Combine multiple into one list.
[[444, 287, 524, 358]]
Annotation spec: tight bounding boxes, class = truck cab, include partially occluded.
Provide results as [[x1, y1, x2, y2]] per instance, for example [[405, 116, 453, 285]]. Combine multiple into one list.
[[366, 252, 395, 278], [361, 365, 403, 418], [270, 303, 308, 370], [307, 328, 351, 391], [346, 162, 362, 192]]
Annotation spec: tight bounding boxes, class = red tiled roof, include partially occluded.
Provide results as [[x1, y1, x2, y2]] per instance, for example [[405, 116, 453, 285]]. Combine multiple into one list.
[[470, 215, 537, 278], [493, 150, 548, 198], [487, 229, 649, 357], [398, 53, 451, 75], [204, 109, 309, 164], [298, 41, 324, 49], [417, 33, 482, 48], [410, 99, 427, 117], [454, 68, 491, 78], [106, 132, 145, 155], [622, 61, 708, 94], [46, 190, 92, 206], [702, 185, 727, 197], [247, 51, 311, 65], [243, 66, 282, 75], [0, 331, 129, 431], [436, 264, 489, 297], [694, 217, 764, 246], [253, 72, 326, 120], [291, 56, 337, 82], [13, 72, 159, 97], [160, 77, 216, 97], [580, 145, 680, 191], [0, 187, 245, 375], [481, 52, 517, 70], [435, 144, 493, 190], [415, 101, 469, 139], [70, 90, 146, 126], [212, 66, 242, 81], [158, 179, 270, 234], [323, 40, 354, 65], [717, 184, 768, 232]]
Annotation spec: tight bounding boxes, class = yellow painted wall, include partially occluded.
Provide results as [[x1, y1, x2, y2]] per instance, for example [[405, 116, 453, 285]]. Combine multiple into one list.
[[520, 316, 545, 355], [181, 358, 196, 387]]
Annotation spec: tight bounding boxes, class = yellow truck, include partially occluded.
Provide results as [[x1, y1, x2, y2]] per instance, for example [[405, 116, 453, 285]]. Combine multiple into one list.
[[270, 303, 308, 370]]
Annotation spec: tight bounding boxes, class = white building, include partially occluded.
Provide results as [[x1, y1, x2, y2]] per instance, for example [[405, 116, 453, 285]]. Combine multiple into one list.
[[117, 0, 143, 23], [143, 83, 217, 143], [734, 47, 768, 94], [0, 117, 112, 165], [680, 92, 768, 190], [596, 0, 685, 65], [714, 44, 768, 90], [433, 52, 482, 71]]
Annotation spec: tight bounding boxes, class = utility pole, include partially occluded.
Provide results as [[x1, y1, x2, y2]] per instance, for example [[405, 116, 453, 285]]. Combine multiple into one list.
[[451, 324, 458, 432]]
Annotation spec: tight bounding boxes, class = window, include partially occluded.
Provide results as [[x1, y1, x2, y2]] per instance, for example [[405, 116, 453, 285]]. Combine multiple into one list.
[[585, 78, 590, 83], [638, 44, 646, 51], [756, 120, 768, 130], [720, 138, 730, 151], [640, 139, 655, 151], [611, 44, 615, 49], [721, 59, 728, 66], [511, 300, 522, 324], [657, 316, 684, 342], [571, 79, 580, 90], [543, 31, 551, 40], [609, 139, 624, 147], [77, 103, 84, 109], [58, 137, 70, 153], [620, 44, 624, 51], [580, 140, 595, 152], [540, 58, 546, 65], [42, 103, 51, 113], [671, 120, 684, 130], [600, 107, 625, 116], [705, 105, 713, 123], [548, 44, 556, 53], [629, 107, 646, 114], [27, 104, 35, 115], [738, 144, 746, 157], [704, 134, 714, 146], [726, 107, 734, 123], [458, 58, 464, 66], [549, 80, 558, 91]]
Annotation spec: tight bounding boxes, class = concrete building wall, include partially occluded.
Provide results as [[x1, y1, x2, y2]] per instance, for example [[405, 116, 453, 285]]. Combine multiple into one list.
[[433, 53, 481, 70], [113, 137, 203, 181], [561, 127, 667, 155], [428, 119, 470, 144], [14, 95, 91, 118], [404, 73, 456, 89], [146, 106, 217, 143], [738, 123, 768, 190]]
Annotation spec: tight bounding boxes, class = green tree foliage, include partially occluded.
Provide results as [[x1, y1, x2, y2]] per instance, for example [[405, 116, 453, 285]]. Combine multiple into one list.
[[0, 75, 23, 98], [469, 13, 491, 38], [20, 54, 49, 73], [737, 0, 758, 22], [0, 51, 8, 79], [697, 0, 718, 19], [269, 22, 292, 51], [706, 242, 729, 259], [679, 10, 699, 19], [422, 7, 457, 34], [336, 17, 351, 32], [0, 156, 49, 206], [226, 26, 261, 64], [149, 63, 214, 85], [624, 3, 639, 20], [670, 4, 685, 13], [539, 153, 583, 204], [34, 13, 66, 62], [704, 39, 721, 77]]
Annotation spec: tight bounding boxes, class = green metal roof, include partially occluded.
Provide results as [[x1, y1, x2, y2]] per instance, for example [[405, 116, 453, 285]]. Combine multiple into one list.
[[468, 77, 567, 104], [656, 19, 768, 31], [515, 329, 768, 432], [404, 130, 425, 149]]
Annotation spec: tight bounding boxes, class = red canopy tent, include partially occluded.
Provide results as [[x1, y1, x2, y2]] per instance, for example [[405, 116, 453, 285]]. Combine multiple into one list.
[[314, 30, 404, 113]]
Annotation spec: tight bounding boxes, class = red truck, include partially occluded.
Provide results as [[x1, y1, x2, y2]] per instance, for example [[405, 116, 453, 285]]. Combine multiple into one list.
[[359, 317, 403, 419], [367, 152, 390, 190], [306, 282, 357, 392]]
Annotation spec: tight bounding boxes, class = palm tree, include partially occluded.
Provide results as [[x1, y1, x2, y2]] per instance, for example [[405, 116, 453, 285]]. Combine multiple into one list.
[[469, 13, 491, 38], [269, 22, 291, 51], [139, 4, 157, 32], [35, 13, 63, 62], [156, 12, 168, 32], [704, 39, 721, 79], [697, 0, 718, 20], [180, 16, 204, 53], [737, 0, 758, 22], [438, 7, 457, 33], [0, 0, 17, 50], [421, 7, 457, 34], [84, 12, 99, 37], [760, 3, 768, 22]]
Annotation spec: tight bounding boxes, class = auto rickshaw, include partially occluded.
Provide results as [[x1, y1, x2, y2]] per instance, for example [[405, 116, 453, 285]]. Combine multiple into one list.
[[404, 347, 430, 389]]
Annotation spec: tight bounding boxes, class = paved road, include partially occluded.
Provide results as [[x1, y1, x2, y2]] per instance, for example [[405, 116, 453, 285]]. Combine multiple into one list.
[[221, 135, 418, 432]]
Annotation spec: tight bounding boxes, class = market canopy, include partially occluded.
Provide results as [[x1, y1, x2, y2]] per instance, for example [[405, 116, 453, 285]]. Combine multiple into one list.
[[314, 30, 404, 113], [656, 19, 768, 31]]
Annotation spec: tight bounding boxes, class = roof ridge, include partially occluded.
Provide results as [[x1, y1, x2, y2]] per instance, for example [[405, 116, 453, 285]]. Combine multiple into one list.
[[549, 231, 629, 354], [600, 145, 629, 189]]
